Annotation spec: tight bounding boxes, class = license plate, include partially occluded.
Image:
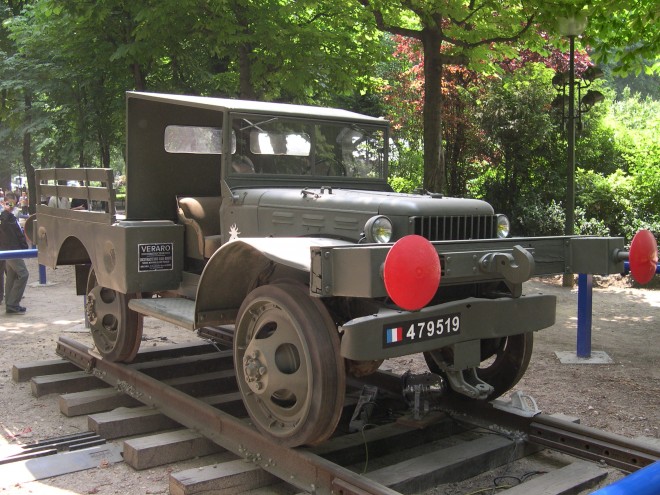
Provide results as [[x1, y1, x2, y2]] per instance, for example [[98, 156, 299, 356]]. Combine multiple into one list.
[[383, 312, 461, 347]]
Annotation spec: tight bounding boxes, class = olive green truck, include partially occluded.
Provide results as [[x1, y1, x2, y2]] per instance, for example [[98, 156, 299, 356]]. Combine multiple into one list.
[[34, 92, 653, 447]]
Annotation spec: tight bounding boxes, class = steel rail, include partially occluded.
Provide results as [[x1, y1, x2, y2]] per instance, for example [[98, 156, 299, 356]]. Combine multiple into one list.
[[443, 396, 660, 472], [56, 337, 400, 495], [362, 370, 660, 473], [528, 416, 660, 472]]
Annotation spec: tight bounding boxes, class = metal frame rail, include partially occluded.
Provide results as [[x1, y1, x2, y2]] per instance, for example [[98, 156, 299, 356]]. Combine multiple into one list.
[[56, 337, 398, 495]]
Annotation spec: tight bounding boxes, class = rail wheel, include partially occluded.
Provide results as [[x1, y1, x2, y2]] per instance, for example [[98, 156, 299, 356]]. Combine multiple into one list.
[[86, 268, 143, 362], [234, 282, 345, 447], [424, 332, 534, 400]]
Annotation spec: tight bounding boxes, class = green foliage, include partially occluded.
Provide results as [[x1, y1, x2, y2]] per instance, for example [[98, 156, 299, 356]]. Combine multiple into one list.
[[388, 139, 423, 192], [597, 89, 660, 239], [466, 63, 570, 234], [534, 0, 659, 76], [576, 168, 632, 237], [1, 0, 657, 242], [514, 200, 565, 237], [0, 0, 386, 184]]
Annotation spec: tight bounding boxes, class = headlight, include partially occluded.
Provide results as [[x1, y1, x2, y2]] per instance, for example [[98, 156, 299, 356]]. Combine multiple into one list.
[[496, 214, 510, 238], [364, 216, 393, 243]]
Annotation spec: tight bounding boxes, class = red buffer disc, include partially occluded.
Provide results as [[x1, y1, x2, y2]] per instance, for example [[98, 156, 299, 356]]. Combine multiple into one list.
[[629, 229, 658, 285], [383, 235, 441, 311]]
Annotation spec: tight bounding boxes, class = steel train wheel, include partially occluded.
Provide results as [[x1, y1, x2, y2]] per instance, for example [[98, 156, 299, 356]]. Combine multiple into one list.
[[86, 268, 143, 362], [234, 282, 345, 447], [424, 332, 534, 400]]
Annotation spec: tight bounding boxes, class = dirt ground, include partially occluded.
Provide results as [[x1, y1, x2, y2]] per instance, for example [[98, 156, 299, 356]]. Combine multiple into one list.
[[0, 259, 658, 494]]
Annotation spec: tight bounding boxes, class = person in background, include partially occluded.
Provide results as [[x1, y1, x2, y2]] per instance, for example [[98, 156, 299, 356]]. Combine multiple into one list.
[[0, 194, 29, 314], [0, 190, 4, 304], [0, 257, 3, 306], [70, 183, 88, 210], [5, 194, 20, 217], [20, 192, 29, 215], [70, 197, 88, 210], [0, 259, 4, 305], [48, 195, 70, 209]]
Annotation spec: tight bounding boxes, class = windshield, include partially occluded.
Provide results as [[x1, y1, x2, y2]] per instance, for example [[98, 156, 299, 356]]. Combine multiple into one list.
[[230, 114, 386, 179]]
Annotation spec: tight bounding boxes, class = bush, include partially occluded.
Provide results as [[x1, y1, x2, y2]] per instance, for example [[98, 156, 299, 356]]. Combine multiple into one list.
[[512, 200, 565, 237]]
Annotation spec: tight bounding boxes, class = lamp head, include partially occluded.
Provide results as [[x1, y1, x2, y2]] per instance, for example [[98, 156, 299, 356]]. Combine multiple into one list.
[[581, 90, 604, 112], [552, 72, 570, 89], [557, 13, 588, 36], [582, 66, 604, 83]]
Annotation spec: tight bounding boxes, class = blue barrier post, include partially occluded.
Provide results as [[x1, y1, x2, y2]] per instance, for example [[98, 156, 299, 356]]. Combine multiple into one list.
[[576, 273, 593, 358], [575, 261, 659, 359], [590, 460, 660, 495]]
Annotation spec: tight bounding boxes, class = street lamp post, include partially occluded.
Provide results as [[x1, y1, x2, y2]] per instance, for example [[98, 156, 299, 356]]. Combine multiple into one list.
[[566, 33, 577, 248], [553, 14, 603, 287]]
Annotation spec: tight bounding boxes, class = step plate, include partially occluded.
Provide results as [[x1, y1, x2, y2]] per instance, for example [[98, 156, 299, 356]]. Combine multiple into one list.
[[129, 297, 196, 330]]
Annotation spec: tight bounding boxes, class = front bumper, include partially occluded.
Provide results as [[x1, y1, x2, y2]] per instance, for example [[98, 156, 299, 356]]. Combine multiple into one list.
[[339, 293, 556, 361]]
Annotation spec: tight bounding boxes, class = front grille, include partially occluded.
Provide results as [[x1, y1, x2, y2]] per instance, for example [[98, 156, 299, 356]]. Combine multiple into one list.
[[412, 215, 497, 241]]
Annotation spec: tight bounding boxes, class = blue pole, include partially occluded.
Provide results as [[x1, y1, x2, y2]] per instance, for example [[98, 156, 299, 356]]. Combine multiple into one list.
[[577, 273, 593, 358], [0, 248, 47, 285], [591, 460, 660, 495], [0, 248, 38, 259], [623, 261, 660, 275]]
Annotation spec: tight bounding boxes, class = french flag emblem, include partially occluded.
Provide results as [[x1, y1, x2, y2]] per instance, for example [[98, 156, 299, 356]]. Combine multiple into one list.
[[386, 327, 403, 344]]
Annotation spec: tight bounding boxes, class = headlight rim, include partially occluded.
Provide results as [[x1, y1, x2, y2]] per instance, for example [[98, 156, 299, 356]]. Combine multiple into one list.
[[364, 215, 393, 243], [496, 214, 511, 238]]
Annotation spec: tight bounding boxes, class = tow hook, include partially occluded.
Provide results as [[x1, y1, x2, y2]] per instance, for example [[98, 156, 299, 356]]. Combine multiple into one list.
[[479, 245, 535, 284]]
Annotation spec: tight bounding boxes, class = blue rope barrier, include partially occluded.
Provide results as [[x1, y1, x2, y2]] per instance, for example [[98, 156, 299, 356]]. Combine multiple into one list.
[[0, 248, 47, 284], [0, 248, 37, 260], [623, 261, 660, 275]]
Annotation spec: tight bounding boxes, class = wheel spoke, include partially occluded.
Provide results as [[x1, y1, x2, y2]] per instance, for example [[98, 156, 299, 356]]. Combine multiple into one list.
[[263, 359, 309, 405]]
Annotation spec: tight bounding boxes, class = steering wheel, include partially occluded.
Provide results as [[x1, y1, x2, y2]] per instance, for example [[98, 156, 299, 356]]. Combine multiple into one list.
[[315, 157, 347, 176]]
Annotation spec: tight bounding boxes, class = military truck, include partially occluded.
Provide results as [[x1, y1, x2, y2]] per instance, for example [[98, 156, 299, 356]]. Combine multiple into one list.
[[35, 92, 657, 447]]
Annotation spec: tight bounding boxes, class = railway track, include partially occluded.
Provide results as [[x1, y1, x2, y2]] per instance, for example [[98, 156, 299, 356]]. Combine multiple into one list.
[[8, 336, 660, 495]]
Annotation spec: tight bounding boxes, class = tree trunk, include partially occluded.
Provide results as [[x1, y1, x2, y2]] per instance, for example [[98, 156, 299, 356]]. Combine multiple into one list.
[[421, 29, 446, 194], [98, 130, 111, 168], [23, 92, 36, 214], [233, 1, 256, 100], [132, 63, 146, 91], [238, 43, 256, 100]]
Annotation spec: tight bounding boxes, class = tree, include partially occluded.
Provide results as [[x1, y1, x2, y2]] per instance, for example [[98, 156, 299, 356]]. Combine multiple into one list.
[[356, 1, 539, 194], [577, 1, 659, 75], [0, 0, 41, 207], [1, 0, 386, 197], [356, 0, 659, 195]]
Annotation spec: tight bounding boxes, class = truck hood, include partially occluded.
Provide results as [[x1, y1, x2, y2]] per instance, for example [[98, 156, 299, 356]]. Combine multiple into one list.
[[241, 187, 495, 216]]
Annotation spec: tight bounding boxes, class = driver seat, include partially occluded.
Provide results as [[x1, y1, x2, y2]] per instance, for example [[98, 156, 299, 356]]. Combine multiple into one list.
[[176, 196, 223, 259]]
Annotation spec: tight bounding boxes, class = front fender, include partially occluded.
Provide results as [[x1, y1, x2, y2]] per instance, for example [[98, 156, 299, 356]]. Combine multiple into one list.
[[195, 238, 351, 325]]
